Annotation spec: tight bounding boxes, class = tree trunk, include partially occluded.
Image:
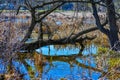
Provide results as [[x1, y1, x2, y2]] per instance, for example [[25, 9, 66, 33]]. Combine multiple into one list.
[[38, 22, 43, 41], [91, 0, 119, 50], [106, 0, 119, 50], [21, 9, 36, 42]]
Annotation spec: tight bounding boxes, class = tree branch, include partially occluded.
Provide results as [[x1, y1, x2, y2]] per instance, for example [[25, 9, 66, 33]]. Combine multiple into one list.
[[25, 0, 33, 10], [36, 2, 65, 22], [71, 18, 108, 40], [21, 9, 36, 42], [91, 0, 109, 35]]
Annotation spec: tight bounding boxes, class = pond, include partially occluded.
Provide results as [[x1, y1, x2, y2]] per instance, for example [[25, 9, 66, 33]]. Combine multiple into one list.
[[0, 44, 110, 80], [34, 44, 102, 80]]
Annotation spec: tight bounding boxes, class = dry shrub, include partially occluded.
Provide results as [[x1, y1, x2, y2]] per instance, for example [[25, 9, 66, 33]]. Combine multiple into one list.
[[52, 34, 60, 40]]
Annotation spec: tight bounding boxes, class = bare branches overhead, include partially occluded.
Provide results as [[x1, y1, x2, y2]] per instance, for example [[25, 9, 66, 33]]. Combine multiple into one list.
[[36, 2, 65, 22]]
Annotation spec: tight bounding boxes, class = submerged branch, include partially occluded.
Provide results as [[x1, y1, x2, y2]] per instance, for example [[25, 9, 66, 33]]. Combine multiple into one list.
[[75, 60, 106, 74]]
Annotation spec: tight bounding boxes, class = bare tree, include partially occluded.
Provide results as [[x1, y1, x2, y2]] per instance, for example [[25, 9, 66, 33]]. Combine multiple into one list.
[[15, 0, 97, 51]]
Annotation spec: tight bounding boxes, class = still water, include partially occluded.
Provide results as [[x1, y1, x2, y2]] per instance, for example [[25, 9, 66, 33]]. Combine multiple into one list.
[[0, 44, 106, 80]]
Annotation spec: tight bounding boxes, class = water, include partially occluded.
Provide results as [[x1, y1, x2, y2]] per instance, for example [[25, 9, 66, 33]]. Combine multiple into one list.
[[36, 44, 97, 56], [0, 44, 107, 80], [36, 45, 80, 56], [34, 44, 101, 80], [40, 61, 101, 80]]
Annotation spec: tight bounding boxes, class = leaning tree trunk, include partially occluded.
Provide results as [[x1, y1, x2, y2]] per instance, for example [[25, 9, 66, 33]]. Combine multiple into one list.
[[106, 0, 119, 50]]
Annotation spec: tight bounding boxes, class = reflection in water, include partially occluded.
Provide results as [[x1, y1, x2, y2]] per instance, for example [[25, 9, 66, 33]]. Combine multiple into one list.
[[82, 44, 97, 55], [36, 44, 97, 56], [41, 61, 101, 80], [0, 60, 30, 80], [32, 44, 101, 79], [0, 44, 106, 80], [36, 45, 80, 56], [12, 61, 30, 79], [0, 60, 7, 74]]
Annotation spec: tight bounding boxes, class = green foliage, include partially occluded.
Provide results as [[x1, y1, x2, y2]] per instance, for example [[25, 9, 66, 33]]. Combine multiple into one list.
[[96, 46, 116, 56], [95, 47, 108, 56], [107, 58, 120, 79], [108, 58, 120, 68], [97, 47, 109, 54], [96, 46, 120, 79]]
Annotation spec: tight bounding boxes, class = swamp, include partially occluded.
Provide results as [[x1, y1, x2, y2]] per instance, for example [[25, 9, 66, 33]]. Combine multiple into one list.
[[0, 0, 120, 80]]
